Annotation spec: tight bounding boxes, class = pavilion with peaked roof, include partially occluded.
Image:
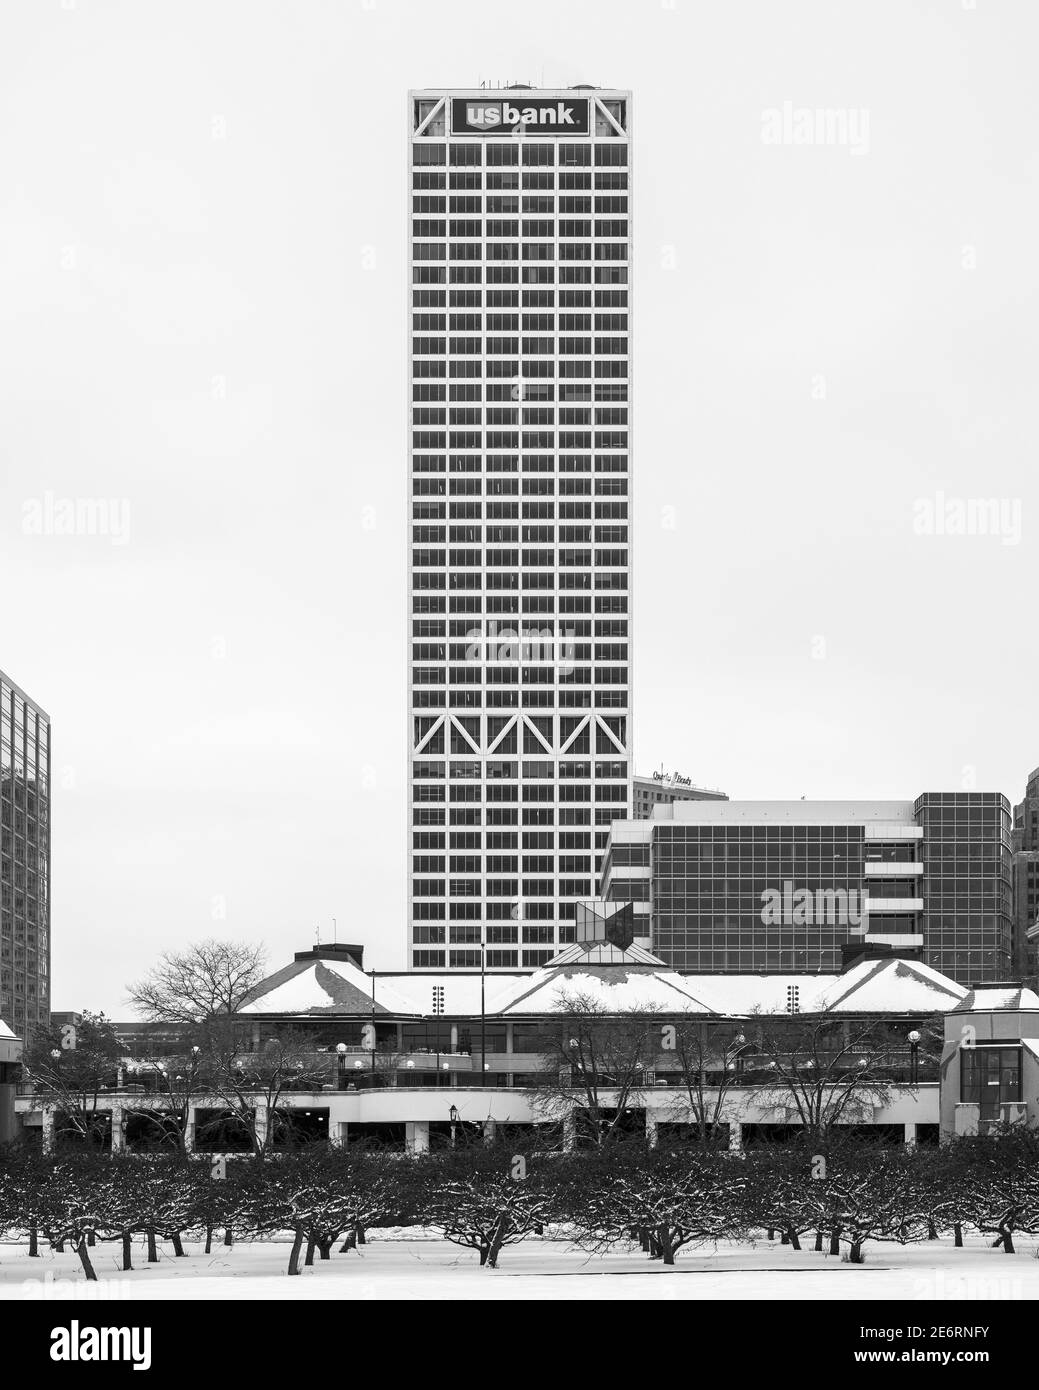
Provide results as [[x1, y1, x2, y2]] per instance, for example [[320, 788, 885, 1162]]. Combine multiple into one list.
[[22, 938, 1025, 1156]]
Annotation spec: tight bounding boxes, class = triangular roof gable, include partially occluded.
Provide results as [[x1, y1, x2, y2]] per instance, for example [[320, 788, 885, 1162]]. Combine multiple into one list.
[[498, 964, 716, 1017], [953, 985, 1039, 1014], [807, 957, 966, 1014], [242, 958, 416, 1017]]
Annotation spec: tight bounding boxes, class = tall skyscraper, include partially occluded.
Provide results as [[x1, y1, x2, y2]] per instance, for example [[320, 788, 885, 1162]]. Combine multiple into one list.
[[0, 669, 51, 1036], [408, 86, 632, 971]]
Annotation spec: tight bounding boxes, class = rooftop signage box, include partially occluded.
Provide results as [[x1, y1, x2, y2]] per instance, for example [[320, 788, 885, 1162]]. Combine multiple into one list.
[[451, 97, 590, 137]]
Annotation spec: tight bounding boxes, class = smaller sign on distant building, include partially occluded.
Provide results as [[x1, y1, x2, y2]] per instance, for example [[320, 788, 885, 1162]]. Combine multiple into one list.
[[652, 770, 693, 788], [452, 97, 590, 137]]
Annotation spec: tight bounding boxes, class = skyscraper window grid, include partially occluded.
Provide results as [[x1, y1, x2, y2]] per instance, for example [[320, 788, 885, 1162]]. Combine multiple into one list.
[[0, 671, 51, 1035], [408, 88, 632, 971]]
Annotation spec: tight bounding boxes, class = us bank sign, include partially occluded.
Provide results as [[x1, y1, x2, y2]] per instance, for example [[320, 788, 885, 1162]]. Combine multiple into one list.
[[452, 97, 590, 136]]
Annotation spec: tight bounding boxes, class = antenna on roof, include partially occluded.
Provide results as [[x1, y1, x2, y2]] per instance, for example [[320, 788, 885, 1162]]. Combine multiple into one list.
[[332, 917, 337, 944], [315, 923, 321, 945]]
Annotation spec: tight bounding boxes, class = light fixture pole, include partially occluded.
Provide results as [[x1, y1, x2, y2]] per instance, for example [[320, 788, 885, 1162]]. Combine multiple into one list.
[[908, 1029, 921, 1085], [370, 970, 377, 1081], [481, 930, 487, 1084]]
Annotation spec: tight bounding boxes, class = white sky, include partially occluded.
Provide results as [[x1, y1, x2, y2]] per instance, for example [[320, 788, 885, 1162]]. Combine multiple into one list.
[[0, 0, 1035, 1014]]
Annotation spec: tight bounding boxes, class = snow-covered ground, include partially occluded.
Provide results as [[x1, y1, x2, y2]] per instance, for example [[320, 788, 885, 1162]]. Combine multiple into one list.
[[1, 1232, 1036, 1300]]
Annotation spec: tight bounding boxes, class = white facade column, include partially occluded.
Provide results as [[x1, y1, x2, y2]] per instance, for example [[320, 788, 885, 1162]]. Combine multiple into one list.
[[482, 1118, 496, 1146], [183, 1106, 196, 1153], [406, 1120, 429, 1154], [41, 1106, 55, 1153], [904, 1122, 917, 1148], [645, 1110, 658, 1148], [728, 1120, 743, 1153], [254, 1104, 269, 1151], [0, 1083, 16, 1145], [109, 1103, 124, 1152]]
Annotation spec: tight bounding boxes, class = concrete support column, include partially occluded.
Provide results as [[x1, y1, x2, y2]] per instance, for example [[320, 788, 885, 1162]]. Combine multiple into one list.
[[109, 1103, 124, 1152], [450, 1024, 459, 1050], [562, 1110, 576, 1152], [645, 1110, 658, 1149], [482, 1118, 496, 1146], [183, 1105, 196, 1153], [0, 1078, 15, 1145], [904, 1122, 917, 1148], [41, 1106, 55, 1153], [254, 1104, 269, 1151], [406, 1120, 429, 1154], [331, 1121, 348, 1148], [0, 1083, 16, 1145], [728, 1120, 743, 1153]]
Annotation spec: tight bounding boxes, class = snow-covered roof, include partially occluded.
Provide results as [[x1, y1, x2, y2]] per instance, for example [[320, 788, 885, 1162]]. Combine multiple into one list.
[[494, 965, 716, 1017], [952, 985, 1039, 1014], [807, 958, 967, 1015], [241, 956, 528, 1019], [0, 1017, 15, 1040], [241, 957, 419, 1017], [239, 946, 969, 1022]]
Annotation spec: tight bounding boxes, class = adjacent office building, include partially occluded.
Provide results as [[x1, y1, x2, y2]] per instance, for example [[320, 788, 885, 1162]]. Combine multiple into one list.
[[632, 771, 728, 820], [1013, 766, 1039, 981], [0, 670, 51, 1038], [408, 87, 632, 971], [600, 794, 1014, 984]]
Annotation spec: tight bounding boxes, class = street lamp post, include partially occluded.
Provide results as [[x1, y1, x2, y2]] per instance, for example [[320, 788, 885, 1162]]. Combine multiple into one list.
[[432, 983, 445, 1083], [370, 971, 377, 1080], [908, 1030, 921, 1085], [480, 932, 486, 1085]]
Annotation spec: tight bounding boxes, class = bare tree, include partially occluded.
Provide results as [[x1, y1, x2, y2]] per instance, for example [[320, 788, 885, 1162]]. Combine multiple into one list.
[[200, 1021, 329, 1157], [524, 992, 657, 1147], [121, 1044, 207, 1155], [21, 1012, 122, 1148], [743, 1011, 938, 1143], [660, 1014, 748, 1149], [126, 938, 268, 1024]]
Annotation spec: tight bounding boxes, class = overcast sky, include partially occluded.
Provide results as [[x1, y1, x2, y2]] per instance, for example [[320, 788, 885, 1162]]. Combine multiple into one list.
[[1, 0, 1035, 1014]]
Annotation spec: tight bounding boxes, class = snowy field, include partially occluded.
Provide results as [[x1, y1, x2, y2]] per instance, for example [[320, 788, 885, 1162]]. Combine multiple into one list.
[[2, 1232, 1037, 1301]]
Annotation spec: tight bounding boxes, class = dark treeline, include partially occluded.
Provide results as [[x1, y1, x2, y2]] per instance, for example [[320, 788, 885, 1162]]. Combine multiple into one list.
[[3, 1129, 1039, 1279]]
